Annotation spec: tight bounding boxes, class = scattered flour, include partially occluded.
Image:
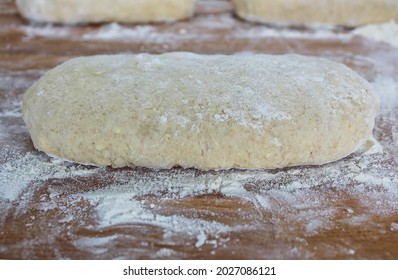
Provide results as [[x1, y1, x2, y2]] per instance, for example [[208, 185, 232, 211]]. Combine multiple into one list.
[[233, 25, 352, 41], [0, 151, 100, 201], [155, 248, 175, 258], [2, 14, 398, 258], [19, 13, 398, 50], [0, 99, 22, 117], [22, 24, 73, 39], [1, 67, 398, 259], [372, 76, 398, 111], [20, 14, 353, 43], [73, 236, 116, 255], [82, 23, 169, 41]]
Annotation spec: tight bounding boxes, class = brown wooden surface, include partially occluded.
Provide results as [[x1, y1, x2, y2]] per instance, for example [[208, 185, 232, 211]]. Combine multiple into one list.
[[1, 0, 398, 259]]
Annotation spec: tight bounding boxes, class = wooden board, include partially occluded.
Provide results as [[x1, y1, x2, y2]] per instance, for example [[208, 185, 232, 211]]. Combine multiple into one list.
[[1, 0, 398, 260]]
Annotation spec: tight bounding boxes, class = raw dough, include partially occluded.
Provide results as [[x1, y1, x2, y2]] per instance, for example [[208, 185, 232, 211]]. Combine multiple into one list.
[[16, 0, 196, 23], [231, 0, 398, 27], [22, 53, 379, 170]]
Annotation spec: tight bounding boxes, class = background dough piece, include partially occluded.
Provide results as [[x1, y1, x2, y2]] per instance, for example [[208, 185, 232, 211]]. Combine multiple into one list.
[[16, 0, 196, 23], [22, 53, 379, 170], [231, 0, 398, 27]]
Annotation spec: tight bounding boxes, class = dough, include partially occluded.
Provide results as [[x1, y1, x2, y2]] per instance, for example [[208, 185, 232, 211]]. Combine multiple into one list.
[[16, 0, 196, 23], [22, 53, 379, 170], [231, 0, 398, 27]]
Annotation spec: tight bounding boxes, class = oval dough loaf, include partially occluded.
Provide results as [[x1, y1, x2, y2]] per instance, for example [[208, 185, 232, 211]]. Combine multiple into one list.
[[231, 0, 398, 27], [16, 0, 196, 23], [22, 53, 379, 170]]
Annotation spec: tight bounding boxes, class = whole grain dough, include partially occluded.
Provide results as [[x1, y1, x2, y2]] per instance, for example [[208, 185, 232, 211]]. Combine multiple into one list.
[[16, 0, 196, 23], [231, 0, 398, 27], [22, 53, 379, 170]]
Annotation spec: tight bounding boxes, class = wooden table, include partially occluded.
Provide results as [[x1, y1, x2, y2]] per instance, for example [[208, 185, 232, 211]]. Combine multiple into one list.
[[1, 0, 398, 259]]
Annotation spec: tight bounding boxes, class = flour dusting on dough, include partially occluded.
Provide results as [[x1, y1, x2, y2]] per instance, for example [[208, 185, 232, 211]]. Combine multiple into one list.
[[1, 72, 397, 258], [22, 53, 378, 170]]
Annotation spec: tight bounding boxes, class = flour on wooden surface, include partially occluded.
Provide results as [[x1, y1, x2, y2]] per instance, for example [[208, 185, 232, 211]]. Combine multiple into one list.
[[22, 24, 73, 39], [1, 72, 397, 258], [0, 151, 101, 201], [3, 17, 398, 258], [19, 13, 398, 49], [20, 14, 353, 43], [82, 23, 173, 41]]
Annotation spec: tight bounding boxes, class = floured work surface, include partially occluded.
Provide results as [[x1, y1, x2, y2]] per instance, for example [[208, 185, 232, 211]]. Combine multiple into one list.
[[1, 0, 398, 259]]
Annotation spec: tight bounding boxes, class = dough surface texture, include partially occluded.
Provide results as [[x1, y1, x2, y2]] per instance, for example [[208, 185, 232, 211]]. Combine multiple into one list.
[[16, 0, 195, 23], [231, 0, 398, 27], [22, 53, 379, 170]]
